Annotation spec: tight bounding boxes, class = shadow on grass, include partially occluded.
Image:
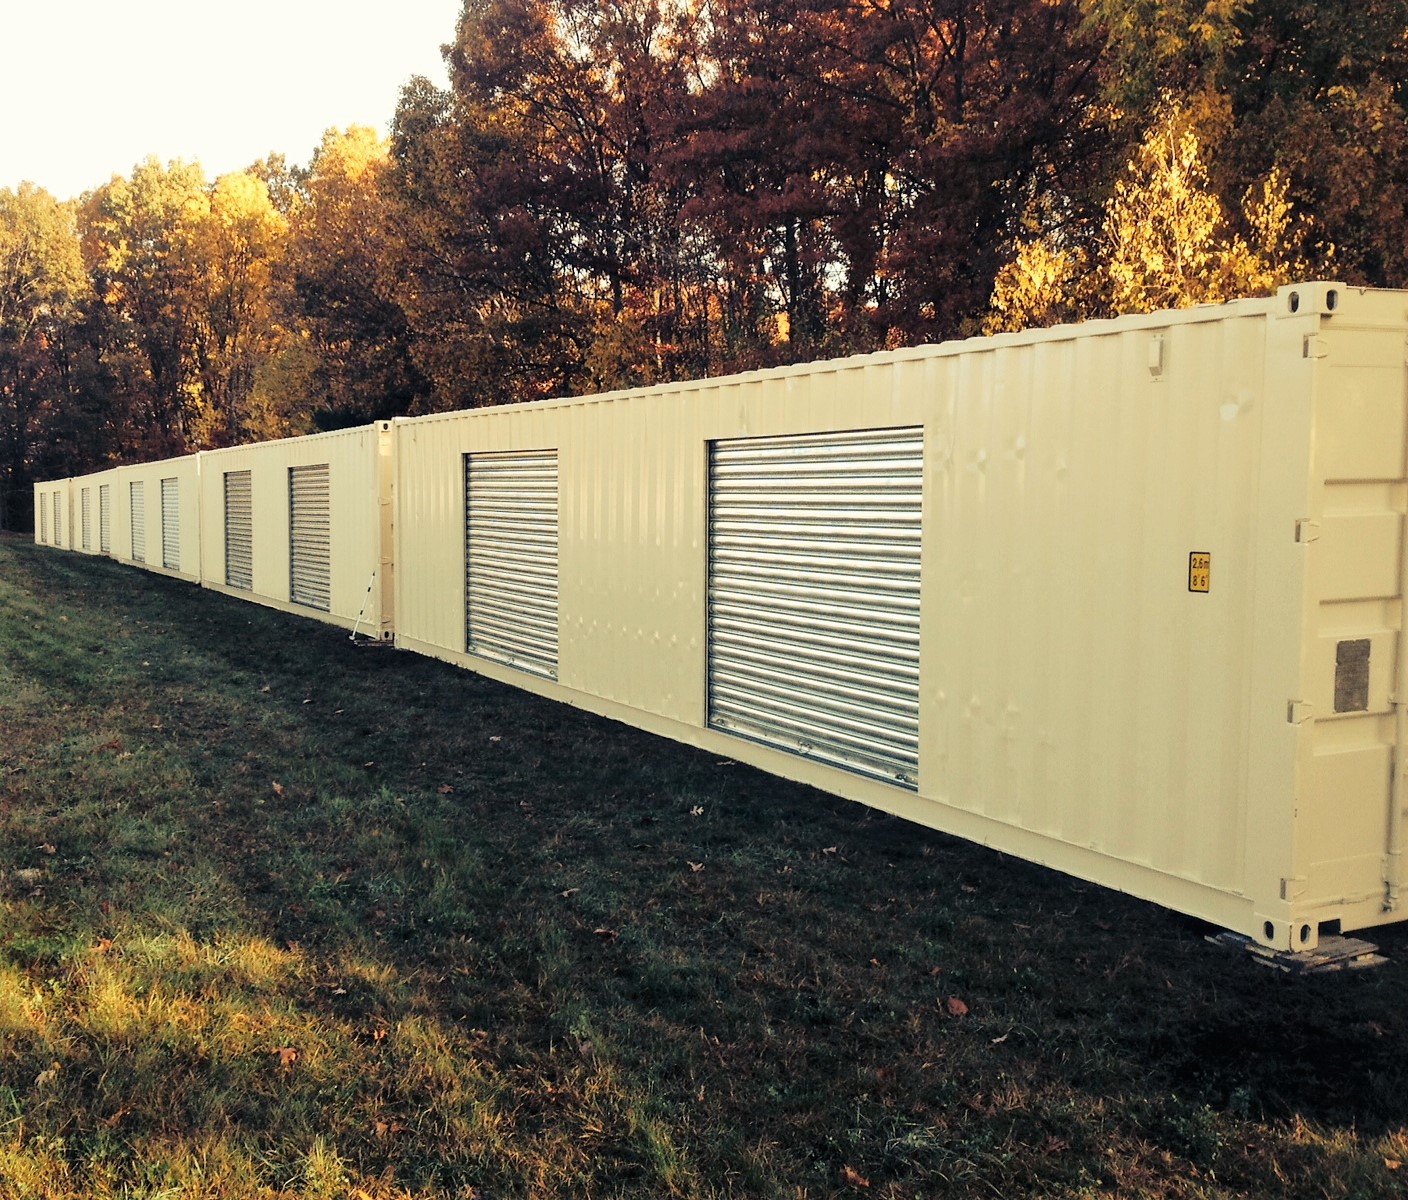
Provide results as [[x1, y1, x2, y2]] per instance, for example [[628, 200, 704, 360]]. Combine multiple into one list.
[[4, 535, 1408, 1198]]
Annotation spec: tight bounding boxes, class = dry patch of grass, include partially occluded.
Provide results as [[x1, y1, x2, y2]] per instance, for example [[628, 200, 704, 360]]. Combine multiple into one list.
[[3, 533, 1408, 1198]]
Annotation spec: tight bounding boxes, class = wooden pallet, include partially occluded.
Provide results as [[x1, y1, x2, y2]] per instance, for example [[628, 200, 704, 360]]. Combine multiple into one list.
[[1206, 931, 1388, 973]]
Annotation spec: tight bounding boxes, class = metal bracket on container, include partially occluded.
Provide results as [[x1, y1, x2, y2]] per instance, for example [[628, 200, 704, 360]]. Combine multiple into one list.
[[1303, 334, 1329, 359], [1148, 334, 1166, 380], [1294, 519, 1320, 544], [1206, 930, 1387, 973]]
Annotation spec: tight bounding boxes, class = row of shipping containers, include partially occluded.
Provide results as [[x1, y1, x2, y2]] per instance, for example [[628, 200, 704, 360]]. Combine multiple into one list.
[[36, 427, 393, 637], [32, 282, 1408, 959]]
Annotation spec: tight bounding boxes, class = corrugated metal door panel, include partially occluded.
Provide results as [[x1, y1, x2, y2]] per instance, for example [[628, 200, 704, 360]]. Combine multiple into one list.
[[464, 450, 559, 678], [130, 481, 146, 562], [81, 488, 92, 550], [289, 463, 331, 611], [224, 469, 253, 590], [160, 477, 180, 571], [707, 427, 924, 788], [39, 494, 48, 543], [52, 492, 62, 546], [99, 484, 111, 553]]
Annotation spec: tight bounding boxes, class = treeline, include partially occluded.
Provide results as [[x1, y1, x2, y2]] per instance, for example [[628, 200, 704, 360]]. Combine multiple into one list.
[[4, 0, 1407, 528]]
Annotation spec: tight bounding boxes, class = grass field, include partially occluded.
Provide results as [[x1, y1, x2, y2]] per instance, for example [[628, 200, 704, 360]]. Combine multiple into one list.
[[2, 533, 1408, 1198]]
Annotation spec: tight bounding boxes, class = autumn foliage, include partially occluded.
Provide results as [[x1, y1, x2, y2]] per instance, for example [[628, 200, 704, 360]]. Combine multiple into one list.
[[4, 0, 1408, 529]]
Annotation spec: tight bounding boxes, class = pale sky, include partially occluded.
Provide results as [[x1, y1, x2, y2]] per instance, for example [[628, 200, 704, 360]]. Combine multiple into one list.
[[1, 0, 465, 200]]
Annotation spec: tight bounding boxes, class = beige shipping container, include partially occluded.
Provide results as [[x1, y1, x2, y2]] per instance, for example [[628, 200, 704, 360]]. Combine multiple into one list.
[[198, 423, 393, 637], [392, 281, 1408, 953], [114, 455, 202, 581], [32, 479, 72, 549]]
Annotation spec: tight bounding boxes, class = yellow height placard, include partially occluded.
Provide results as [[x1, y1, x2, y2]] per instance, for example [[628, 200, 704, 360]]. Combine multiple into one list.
[[1188, 552, 1211, 593]]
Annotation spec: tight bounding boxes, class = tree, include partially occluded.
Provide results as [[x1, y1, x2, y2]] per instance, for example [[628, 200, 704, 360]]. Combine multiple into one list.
[[80, 158, 210, 455], [283, 127, 429, 429], [986, 99, 1315, 329], [0, 185, 88, 529]]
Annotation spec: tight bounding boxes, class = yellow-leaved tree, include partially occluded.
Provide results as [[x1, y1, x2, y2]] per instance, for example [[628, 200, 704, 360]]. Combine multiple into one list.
[[188, 171, 292, 446], [987, 99, 1320, 333]]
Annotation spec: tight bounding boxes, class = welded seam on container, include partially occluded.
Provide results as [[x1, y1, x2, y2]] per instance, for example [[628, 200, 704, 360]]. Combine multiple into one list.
[[707, 427, 924, 789], [463, 450, 559, 680]]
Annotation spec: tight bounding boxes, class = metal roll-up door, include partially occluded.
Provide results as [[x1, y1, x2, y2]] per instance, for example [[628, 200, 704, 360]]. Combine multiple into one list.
[[52, 492, 62, 546], [130, 481, 145, 562], [224, 470, 253, 590], [161, 477, 180, 570], [707, 427, 924, 788], [39, 495, 48, 543], [99, 484, 111, 553], [464, 449, 559, 678], [81, 488, 92, 550], [289, 464, 331, 611]]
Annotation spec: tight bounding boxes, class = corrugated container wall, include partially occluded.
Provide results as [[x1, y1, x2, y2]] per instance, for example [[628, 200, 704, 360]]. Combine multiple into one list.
[[198, 423, 393, 636], [393, 282, 1408, 952], [31, 479, 72, 548], [115, 456, 201, 580]]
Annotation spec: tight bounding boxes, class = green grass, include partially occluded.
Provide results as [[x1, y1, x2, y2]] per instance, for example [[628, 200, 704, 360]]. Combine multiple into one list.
[[2, 532, 1408, 1198]]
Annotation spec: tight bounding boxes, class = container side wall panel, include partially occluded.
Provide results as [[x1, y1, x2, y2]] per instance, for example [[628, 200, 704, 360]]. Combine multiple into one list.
[[393, 298, 1335, 942], [99, 483, 112, 553], [202, 428, 382, 629]]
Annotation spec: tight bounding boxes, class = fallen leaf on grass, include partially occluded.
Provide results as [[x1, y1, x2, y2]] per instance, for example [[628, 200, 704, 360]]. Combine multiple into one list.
[[437, 784, 455, 795], [373, 1118, 409, 1139], [688, 861, 704, 873], [822, 846, 838, 855], [94, 738, 124, 754], [840, 1165, 871, 1188], [38, 843, 55, 856], [489, 736, 502, 743], [945, 996, 969, 1017], [273, 1047, 298, 1068], [93, 938, 114, 955], [1043, 1135, 1068, 1155], [559, 887, 580, 898], [990, 1033, 1009, 1045], [34, 1062, 60, 1088], [1387, 1158, 1403, 1171], [270, 781, 284, 798], [690, 806, 704, 817], [260, 685, 272, 693], [960, 884, 978, 894], [593, 927, 619, 941]]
